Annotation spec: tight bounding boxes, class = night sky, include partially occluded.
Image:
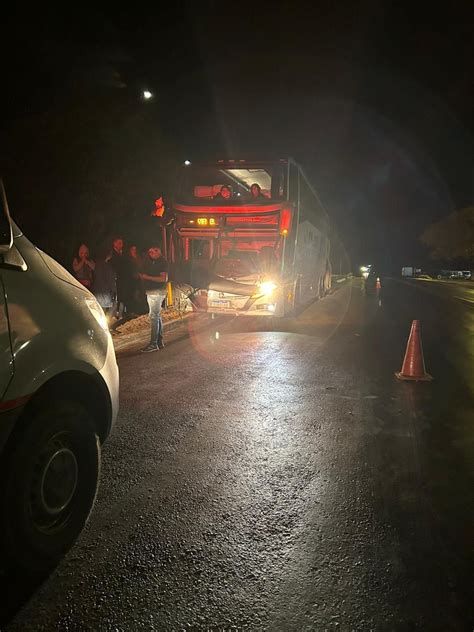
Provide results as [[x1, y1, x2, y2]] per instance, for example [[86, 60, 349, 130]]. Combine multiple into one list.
[[1, 3, 473, 271]]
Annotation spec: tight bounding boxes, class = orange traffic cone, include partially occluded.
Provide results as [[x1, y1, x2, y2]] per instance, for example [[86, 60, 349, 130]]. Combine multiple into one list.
[[376, 277, 382, 289], [396, 320, 433, 381]]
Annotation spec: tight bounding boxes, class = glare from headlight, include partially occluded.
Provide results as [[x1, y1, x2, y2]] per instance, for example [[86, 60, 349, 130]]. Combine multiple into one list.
[[85, 297, 109, 331], [259, 281, 278, 295]]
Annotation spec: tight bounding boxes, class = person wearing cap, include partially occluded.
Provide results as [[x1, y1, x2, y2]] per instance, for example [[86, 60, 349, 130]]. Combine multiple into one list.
[[138, 243, 169, 352]]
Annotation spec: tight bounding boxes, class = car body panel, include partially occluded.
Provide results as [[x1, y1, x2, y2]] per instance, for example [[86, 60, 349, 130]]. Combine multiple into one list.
[[0, 225, 119, 451]]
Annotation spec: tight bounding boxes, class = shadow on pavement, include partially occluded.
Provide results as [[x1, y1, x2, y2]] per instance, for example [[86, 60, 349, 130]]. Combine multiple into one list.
[[0, 568, 54, 627]]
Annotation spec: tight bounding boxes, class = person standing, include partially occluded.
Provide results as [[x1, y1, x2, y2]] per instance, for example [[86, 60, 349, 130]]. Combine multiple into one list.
[[72, 243, 95, 289], [152, 196, 166, 217], [109, 237, 128, 321], [92, 246, 117, 322], [139, 243, 169, 352], [124, 244, 146, 316]]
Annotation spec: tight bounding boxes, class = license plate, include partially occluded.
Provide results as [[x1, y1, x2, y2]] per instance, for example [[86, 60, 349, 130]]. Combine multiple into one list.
[[210, 300, 231, 308]]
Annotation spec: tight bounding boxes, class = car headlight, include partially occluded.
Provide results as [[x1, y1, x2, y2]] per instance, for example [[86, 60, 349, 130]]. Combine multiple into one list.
[[258, 280, 278, 295], [85, 297, 109, 331]]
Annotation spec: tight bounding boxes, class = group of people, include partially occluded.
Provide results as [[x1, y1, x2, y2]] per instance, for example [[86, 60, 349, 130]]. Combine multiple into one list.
[[214, 182, 267, 202], [72, 237, 169, 352]]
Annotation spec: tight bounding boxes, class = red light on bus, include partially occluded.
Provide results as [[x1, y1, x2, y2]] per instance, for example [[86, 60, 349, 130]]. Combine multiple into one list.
[[226, 215, 278, 225], [280, 208, 292, 235]]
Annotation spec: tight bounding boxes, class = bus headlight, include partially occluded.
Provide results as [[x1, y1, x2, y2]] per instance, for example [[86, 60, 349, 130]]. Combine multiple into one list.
[[258, 281, 278, 295]]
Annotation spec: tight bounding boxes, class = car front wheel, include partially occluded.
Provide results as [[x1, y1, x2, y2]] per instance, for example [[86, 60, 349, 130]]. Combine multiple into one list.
[[0, 399, 100, 574]]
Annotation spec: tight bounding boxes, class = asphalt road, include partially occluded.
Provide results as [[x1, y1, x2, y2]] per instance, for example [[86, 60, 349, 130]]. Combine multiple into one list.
[[409, 276, 474, 306], [3, 278, 473, 630]]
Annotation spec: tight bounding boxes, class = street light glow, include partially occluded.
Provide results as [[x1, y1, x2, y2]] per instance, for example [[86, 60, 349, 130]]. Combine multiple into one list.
[[184, 160, 191, 166], [143, 91, 153, 100]]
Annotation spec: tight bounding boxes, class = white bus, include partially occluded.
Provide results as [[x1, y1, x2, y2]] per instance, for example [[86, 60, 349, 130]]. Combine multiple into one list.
[[167, 158, 331, 317]]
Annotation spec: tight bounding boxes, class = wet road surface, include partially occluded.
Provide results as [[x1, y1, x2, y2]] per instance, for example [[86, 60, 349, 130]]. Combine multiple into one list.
[[3, 278, 473, 630]]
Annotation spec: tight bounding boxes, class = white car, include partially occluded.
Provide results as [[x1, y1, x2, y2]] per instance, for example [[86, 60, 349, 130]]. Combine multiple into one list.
[[0, 182, 119, 574]]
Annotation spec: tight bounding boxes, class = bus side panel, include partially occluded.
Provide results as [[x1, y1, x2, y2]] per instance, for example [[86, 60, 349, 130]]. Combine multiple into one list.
[[294, 219, 328, 300]]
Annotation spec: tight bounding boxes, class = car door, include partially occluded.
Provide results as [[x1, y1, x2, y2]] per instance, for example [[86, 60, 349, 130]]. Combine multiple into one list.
[[0, 272, 13, 399], [0, 182, 15, 400]]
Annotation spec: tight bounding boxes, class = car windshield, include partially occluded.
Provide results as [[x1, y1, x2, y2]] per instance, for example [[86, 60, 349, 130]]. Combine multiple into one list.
[[175, 164, 287, 205]]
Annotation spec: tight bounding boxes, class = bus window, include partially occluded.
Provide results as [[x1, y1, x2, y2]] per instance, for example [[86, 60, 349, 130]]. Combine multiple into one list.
[[289, 163, 299, 204], [270, 165, 287, 200], [191, 239, 211, 260], [213, 250, 259, 278], [299, 176, 314, 224], [299, 174, 327, 231], [175, 164, 288, 205]]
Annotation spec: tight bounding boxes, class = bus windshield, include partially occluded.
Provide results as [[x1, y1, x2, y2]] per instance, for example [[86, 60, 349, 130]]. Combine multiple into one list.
[[175, 164, 287, 205], [214, 251, 260, 278], [212, 246, 279, 279]]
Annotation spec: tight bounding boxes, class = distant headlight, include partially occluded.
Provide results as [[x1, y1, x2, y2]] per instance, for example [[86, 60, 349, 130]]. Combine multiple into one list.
[[85, 297, 109, 331], [258, 281, 278, 295]]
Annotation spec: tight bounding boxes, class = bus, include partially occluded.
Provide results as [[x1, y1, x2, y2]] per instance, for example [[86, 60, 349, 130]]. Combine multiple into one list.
[[166, 158, 331, 317]]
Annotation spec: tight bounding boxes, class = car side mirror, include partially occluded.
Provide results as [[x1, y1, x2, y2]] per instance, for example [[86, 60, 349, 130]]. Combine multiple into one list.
[[0, 180, 13, 254]]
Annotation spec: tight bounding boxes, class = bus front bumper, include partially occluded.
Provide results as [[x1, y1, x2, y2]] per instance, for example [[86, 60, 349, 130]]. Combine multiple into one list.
[[205, 289, 283, 316]]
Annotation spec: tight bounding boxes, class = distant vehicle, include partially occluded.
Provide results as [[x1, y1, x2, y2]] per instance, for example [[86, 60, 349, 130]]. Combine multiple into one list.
[[0, 182, 119, 574], [416, 274, 432, 280], [433, 269, 472, 280], [401, 266, 421, 278], [436, 270, 456, 280]]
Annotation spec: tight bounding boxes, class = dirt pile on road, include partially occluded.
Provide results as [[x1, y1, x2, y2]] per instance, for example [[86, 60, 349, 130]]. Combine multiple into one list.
[[114, 308, 186, 334]]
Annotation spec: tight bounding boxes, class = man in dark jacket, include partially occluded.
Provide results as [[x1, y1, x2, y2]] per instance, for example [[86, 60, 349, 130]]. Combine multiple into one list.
[[109, 236, 128, 321], [139, 243, 169, 352]]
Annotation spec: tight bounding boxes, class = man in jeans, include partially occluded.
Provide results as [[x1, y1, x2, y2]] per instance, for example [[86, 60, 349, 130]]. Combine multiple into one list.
[[139, 243, 169, 352]]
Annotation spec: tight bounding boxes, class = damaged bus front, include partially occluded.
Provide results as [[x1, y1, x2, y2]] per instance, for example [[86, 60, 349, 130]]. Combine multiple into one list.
[[167, 159, 331, 317]]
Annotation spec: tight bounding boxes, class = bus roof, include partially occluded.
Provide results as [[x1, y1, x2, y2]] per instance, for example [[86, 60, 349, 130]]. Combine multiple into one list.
[[185, 158, 292, 168]]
